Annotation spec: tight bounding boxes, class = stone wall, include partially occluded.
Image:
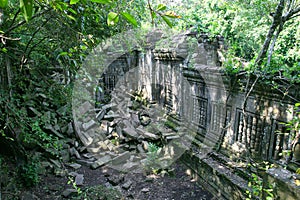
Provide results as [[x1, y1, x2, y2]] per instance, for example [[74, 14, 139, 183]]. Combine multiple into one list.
[[101, 30, 300, 199]]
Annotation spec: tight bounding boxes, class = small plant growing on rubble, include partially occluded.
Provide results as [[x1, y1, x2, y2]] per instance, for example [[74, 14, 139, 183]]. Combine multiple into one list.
[[67, 176, 82, 195], [144, 142, 161, 174]]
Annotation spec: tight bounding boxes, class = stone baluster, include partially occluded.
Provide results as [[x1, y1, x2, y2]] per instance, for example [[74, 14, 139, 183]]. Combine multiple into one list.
[[255, 120, 262, 152], [246, 115, 252, 150], [238, 112, 244, 142], [250, 117, 257, 150]]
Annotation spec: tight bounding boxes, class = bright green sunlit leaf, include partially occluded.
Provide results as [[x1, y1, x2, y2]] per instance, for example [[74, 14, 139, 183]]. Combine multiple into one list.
[[121, 12, 138, 27], [20, 0, 33, 22], [161, 15, 172, 28], [107, 12, 119, 26], [156, 4, 166, 11], [70, 0, 80, 5], [91, 0, 111, 3], [0, 0, 8, 8]]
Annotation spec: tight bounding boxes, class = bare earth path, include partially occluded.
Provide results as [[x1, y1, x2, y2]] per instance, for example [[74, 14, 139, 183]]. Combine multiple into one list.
[[26, 161, 214, 200]]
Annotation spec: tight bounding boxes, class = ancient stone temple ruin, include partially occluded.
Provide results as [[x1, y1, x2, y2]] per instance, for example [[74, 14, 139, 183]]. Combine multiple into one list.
[[73, 29, 300, 199]]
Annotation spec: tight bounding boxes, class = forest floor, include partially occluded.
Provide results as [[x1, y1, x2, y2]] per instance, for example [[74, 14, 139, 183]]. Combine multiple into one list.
[[14, 161, 214, 200]]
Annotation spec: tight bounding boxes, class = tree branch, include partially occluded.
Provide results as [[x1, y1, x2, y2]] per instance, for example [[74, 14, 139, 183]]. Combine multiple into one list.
[[27, 37, 47, 58], [5, 8, 51, 35], [21, 16, 51, 67], [9, 9, 21, 29], [255, 0, 285, 66], [284, 4, 300, 20], [147, 0, 154, 26], [267, 21, 284, 65]]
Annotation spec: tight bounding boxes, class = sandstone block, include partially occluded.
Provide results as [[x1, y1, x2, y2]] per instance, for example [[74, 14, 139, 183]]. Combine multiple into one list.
[[91, 155, 112, 169]]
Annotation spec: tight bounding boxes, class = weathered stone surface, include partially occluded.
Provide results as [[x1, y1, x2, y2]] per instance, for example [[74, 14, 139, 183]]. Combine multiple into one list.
[[45, 124, 64, 138], [20, 192, 40, 200], [137, 144, 145, 153], [68, 163, 82, 170], [76, 159, 95, 167], [97, 141, 108, 150], [142, 141, 149, 151], [69, 147, 81, 159], [136, 127, 158, 140], [87, 146, 101, 153], [141, 188, 150, 193], [67, 122, 74, 135], [166, 135, 180, 141], [104, 114, 120, 119], [107, 142, 115, 151], [111, 151, 131, 165], [49, 158, 62, 168], [74, 125, 93, 146], [102, 103, 117, 110], [123, 127, 138, 139], [60, 149, 70, 162], [54, 168, 67, 177], [62, 189, 77, 198], [91, 155, 112, 169], [28, 107, 42, 116], [122, 161, 139, 171], [96, 109, 106, 121], [73, 141, 79, 148], [75, 174, 84, 186], [130, 113, 140, 127], [68, 171, 79, 177], [82, 120, 96, 131], [122, 120, 132, 128], [77, 101, 93, 115], [122, 180, 133, 190], [82, 153, 94, 159], [78, 146, 87, 153], [116, 126, 125, 140], [107, 174, 124, 186]]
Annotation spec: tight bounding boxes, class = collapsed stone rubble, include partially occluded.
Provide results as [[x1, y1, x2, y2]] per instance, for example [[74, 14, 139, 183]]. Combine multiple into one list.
[[71, 87, 191, 173]]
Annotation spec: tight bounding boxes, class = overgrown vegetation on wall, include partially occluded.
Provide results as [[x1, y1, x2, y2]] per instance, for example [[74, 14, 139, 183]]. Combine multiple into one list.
[[174, 0, 300, 83]]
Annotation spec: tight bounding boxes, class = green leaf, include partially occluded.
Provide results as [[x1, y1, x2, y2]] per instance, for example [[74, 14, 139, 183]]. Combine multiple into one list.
[[151, 11, 157, 19], [121, 12, 137, 27], [161, 15, 172, 28], [1, 47, 8, 53], [70, 0, 80, 4], [91, 0, 111, 3], [20, 0, 33, 22], [68, 8, 77, 14], [156, 4, 166, 11], [67, 15, 76, 21], [107, 12, 119, 26], [59, 52, 69, 56], [0, 0, 8, 8]]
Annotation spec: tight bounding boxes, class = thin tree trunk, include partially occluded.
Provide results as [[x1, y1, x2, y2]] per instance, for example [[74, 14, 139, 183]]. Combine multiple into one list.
[[267, 22, 284, 65], [255, 0, 285, 66], [5, 55, 12, 98]]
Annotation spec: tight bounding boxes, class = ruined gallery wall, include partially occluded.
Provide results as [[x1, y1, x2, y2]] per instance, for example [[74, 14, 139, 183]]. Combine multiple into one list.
[[103, 31, 298, 164]]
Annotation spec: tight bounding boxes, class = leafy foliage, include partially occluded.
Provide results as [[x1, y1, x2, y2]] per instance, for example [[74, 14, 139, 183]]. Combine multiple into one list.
[[18, 157, 40, 187], [175, 0, 300, 82]]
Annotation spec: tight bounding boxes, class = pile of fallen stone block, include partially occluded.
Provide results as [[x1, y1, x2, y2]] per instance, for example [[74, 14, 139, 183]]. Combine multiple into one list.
[[71, 87, 190, 172]]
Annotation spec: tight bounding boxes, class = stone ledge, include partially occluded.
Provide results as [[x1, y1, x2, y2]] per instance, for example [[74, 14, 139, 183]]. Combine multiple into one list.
[[267, 167, 300, 199], [182, 150, 300, 199], [181, 151, 251, 200]]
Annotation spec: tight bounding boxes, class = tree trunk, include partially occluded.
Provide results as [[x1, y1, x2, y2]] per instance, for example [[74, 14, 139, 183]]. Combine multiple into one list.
[[255, 0, 285, 66]]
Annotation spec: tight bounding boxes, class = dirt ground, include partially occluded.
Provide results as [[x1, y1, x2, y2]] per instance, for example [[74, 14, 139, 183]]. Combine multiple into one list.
[[22, 161, 214, 200]]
